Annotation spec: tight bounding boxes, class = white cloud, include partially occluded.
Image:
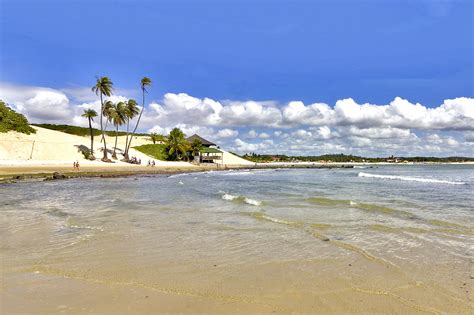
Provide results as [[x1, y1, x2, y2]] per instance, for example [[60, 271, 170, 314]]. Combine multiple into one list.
[[246, 129, 258, 138], [1, 82, 473, 157], [216, 128, 239, 138], [0, 83, 72, 121]]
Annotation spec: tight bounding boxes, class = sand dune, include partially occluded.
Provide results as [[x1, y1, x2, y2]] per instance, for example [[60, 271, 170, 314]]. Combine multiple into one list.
[[0, 126, 190, 167]]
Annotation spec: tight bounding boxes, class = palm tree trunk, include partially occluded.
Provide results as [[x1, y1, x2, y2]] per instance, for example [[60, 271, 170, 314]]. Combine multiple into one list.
[[112, 125, 118, 159], [88, 117, 94, 156], [124, 119, 130, 160], [126, 90, 145, 156], [100, 93, 109, 161]]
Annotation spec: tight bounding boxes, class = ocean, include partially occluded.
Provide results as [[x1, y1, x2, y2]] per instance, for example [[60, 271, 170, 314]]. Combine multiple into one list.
[[1, 164, 473, 313]]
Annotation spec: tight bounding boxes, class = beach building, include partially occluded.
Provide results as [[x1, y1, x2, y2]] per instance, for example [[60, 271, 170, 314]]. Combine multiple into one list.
[[186, 134, 254, 166], [186, 134, 223, 164]]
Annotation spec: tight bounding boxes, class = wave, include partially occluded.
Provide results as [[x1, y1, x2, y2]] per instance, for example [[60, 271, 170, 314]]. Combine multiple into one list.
[[358, 172, 466, 185], [306, 196, 417, 219], [220, 192, 262, 206], [306, 197, 359, 208], [168, 173, 190, 178]]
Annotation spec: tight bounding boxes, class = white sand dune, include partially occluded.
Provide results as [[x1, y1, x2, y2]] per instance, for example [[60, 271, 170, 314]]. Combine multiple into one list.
[[0, 127, 253, 169], [0, 126, 190, 167]]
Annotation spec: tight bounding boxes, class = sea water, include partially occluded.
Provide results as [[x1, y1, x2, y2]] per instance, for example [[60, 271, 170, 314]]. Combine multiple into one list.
[[1, 164, 473, 313]]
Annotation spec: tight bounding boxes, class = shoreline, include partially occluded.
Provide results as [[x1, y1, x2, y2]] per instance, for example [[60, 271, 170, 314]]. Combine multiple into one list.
[[1, 160, 472, 184], [0, 163, 357, 184]]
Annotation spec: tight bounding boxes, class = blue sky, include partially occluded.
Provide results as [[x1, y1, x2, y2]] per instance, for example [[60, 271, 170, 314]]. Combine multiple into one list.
[[0, 0, 473, 156]]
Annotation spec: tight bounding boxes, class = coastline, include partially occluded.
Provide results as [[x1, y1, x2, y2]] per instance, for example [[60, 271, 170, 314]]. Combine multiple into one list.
[[1, 160, 472, 184], [0, 162, 352, 183]]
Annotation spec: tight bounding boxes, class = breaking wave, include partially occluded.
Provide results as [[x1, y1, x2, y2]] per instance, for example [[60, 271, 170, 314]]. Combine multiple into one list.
[[220, 192, 262, 206], [358, 172, 466, 185]]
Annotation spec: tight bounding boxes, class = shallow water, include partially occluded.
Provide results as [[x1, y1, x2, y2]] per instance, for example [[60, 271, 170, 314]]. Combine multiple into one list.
[[1, 165, 473, 313]]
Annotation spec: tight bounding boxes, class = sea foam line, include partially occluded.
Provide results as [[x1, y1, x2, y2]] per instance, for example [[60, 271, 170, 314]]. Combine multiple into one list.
[[358, 172, 466, 185], [220, 192, 262, 206]]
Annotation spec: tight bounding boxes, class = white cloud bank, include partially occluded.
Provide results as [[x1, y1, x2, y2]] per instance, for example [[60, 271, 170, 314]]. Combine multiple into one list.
[[1, 82, 473, 156]]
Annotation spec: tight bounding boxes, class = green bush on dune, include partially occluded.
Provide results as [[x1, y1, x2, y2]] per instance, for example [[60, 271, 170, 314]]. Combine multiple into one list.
[[0, 100, 36, 134], [33, 123, 148, 137], [134, 144, 168, 160]]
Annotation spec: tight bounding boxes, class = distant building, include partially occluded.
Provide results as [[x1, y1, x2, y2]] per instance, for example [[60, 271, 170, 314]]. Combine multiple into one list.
[[186, 134, 223, 164], [186, 134, 216, 148]]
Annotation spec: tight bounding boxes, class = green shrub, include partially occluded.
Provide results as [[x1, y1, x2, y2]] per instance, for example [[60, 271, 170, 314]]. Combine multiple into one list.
[[133, 144, 168, 160], [33, 123, 148, 137], [0, 100, 36, 134]]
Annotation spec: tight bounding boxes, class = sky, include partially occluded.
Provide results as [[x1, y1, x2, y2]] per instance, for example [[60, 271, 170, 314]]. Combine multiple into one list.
[[0, 0, 473, 156]]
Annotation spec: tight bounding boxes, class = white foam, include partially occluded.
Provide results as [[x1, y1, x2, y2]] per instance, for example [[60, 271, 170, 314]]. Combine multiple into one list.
[[168, 173, 189, 178], [358, 172, 466, 185], [222, 193, 238, 201], [221, 192, 262, 206], [244, 198, 262, 206], [350, 201, 358, 206], [178, 181, 184, 185]]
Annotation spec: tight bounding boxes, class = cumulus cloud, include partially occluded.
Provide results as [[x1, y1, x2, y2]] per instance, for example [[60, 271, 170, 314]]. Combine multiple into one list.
[[1, 82, 473, 156], [216, 128, 239, 138], [0, 83, 72, 121]]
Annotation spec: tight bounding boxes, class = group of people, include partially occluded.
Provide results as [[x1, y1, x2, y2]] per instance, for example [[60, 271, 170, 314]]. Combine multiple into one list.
[[147, 160, 156, 167], [129, 156, 141, 165], [73, 161, 80, 169]]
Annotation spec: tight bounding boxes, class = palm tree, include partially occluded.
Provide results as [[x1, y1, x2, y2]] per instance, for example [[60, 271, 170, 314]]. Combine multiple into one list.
[[190, 138, 202, 163], [165, 128, 189, 160], [81, 109, 98, 158], [150, 132, 166, 144], [190, 138, 202, 156], [123, 99, 139, 160], [100, 100, 114, 141], [92, 76, 114, 161], [127, 77, 151, 155], [109, 102, 127, 159]]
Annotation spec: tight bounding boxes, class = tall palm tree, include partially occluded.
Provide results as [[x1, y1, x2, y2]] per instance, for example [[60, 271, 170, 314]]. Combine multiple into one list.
[[123, 99, 139, 160], [127, 77, 151, 155], [100, 100, 114, 143], [81, 109, 97, 158], [165, 128, 189, 161], [109, 102, 127, 159], [92, 76, 114, 161]]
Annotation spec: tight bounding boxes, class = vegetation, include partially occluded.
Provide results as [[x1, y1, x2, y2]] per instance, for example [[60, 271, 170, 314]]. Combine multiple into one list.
[[127, 77, 152, 157], [0, 100, 36, 134], [150, 132, 166, 144], [190, 138, 203, 156], [33, 124, 147, 137], [81, 109, 98, 158], [123, 99, 140, 160], [108, 102, 127, 159], [165, 127, 189, 160], [135, 128, 209, 162], [134, 144, 168, 160], [241, 153, 474, 163], [92, 76, 114, 161]]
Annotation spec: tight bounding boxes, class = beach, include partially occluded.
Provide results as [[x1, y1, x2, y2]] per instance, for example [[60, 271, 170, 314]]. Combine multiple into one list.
[[1, 165, 473, 314]]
